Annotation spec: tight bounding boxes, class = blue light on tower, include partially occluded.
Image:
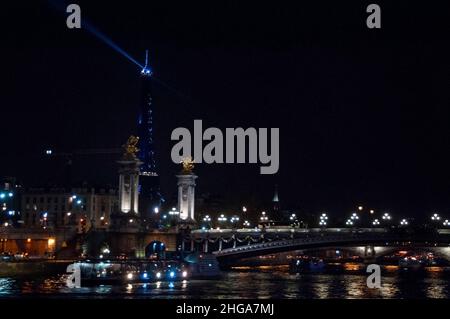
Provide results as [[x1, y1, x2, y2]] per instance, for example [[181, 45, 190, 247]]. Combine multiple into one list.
[[141, 50, 152, 76], [141, 67, 152, 76]]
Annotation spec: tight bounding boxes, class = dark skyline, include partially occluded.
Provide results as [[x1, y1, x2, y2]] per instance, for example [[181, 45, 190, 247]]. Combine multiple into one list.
[[1, 1, 449, 217]]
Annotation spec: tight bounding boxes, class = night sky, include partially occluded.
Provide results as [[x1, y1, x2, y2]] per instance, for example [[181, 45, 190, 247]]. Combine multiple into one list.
[[1, 1, 449, 218]]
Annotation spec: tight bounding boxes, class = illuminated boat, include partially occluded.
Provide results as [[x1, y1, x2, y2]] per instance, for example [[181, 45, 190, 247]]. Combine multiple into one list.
[[76, 259, 189, 285]]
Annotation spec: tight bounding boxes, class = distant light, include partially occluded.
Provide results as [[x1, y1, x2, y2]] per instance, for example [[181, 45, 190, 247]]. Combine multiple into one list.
[[369, 209, 375, 214], [46, 150, 52, 155], [0, 194, 5, 199], [242, 206, 247, 212], [67, 212, 71, 216], [47, 238, 55, 246], [99, 254, 103, 259], [162, 215, 167, 219], [76, 200, 82, 205], [431, 213, 441, 221], [8, 193, 13, 197], [153, 207, 159, 214], [72, 195, 77, 199], [142, 272, 148, 279], [156, 272, 161, 279], [336, 250, 340, 255], [169, 271, 175, 278], [182, 271, 187, 278], [100, 216, 105, 221], [129, 219, 134, 223], [141, 67, 152, 76], [127, 273, 133, 280], [43, 212, 48, 218], [27, 238, 31, 243], [102, 248, 110, 254], [8, 211, 14, 216], [4, 222, 9, 227], [358, 206, 363, 211]]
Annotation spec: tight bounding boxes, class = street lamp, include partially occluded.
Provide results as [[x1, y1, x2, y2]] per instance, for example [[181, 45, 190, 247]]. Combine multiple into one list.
[[243, 220, 251, 228], [230, 216, 240, 227], [242, 206, 247, 213], [350, 213, 359, 220], [358, 206, 363, 211], [319, 213, 328, 227], [217, 214, 227, 228], [443, 220, 449, 227], [345, 219, 353, 226], [259, 211, 269, 222], [431, 213, 441, 221], [372, 219, 380, 226], [382, 213, 392, 221], [202, 215, 212, 229], [399, 219, 408, 226]]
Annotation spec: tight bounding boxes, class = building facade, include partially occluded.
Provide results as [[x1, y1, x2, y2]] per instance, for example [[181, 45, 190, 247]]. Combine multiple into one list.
[[20, 187, 118, 232]]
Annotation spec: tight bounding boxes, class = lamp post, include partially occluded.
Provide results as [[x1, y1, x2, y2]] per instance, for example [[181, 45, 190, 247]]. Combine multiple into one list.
[[230, 216, 240, 229], [259, 211, 269, 227], [202, 215, 211, 230], [431, 213, 441, 221], [217, 214, 227, 229], [319, 213, 328, 228]]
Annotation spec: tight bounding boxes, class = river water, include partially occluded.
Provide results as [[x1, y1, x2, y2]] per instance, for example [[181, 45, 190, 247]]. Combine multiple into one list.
[[0, 264, 448, 299]]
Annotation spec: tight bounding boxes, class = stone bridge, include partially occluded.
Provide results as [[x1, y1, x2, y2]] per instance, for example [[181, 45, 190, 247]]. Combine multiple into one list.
[[184, 228, 450, 264]]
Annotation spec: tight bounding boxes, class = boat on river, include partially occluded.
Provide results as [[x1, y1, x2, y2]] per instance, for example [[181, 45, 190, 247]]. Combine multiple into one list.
[[76, 259, 189, 285]]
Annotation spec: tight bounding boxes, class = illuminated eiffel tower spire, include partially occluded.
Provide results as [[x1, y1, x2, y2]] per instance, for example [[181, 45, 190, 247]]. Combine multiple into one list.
[[137, 50, 157, 175]]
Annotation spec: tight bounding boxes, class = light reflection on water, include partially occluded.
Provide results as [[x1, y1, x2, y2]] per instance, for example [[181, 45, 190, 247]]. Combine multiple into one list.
[[0, 266, 448, 299]]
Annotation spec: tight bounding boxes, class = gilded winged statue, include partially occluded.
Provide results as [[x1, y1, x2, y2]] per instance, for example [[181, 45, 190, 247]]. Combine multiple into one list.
[[123, 135, 140, 160], [181, 157, 195, 174]]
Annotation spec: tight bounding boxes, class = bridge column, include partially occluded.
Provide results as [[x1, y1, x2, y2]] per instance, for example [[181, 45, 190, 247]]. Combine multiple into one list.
[[203, 239, 208, 253], [190, 239, 195, 252], [233, 239, 236, 249], [219, 239, 222, 251], [181, 239, 185, 251]]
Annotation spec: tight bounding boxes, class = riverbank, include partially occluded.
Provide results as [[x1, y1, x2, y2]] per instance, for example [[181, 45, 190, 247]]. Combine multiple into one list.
[[0, 260, 71, 277]]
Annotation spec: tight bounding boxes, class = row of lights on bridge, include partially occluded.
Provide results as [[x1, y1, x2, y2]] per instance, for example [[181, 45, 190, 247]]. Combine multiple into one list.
[[198, 206, 450, 229]]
